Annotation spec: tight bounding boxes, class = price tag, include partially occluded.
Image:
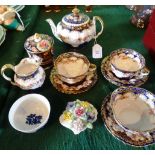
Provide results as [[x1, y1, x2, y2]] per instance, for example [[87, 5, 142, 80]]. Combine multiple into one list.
[[92, 44, 102, 58]]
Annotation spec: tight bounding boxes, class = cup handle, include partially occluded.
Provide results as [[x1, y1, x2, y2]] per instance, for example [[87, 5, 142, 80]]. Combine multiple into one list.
[[88, 64, 97, 74], [1, 64, 17, 85], [135, 67, 150, 79], [93, 16, 104, 39]]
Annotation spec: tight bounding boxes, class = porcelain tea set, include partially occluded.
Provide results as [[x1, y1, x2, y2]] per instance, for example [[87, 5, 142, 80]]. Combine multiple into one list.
[[1, 7, 155, 147]]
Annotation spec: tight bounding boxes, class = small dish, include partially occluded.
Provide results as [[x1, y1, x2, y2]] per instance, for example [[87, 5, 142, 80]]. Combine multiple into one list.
[[8, 94, 51, 133]]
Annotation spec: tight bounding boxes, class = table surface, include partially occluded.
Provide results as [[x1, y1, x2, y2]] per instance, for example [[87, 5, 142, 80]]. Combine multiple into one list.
[[0, 5, 155, 150]]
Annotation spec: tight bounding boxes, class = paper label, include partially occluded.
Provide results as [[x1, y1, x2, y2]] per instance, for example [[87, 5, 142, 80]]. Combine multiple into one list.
[[92, 44, 102, 58]]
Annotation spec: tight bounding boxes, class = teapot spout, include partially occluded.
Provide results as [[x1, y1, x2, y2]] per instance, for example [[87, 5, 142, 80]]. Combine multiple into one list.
[[46, 18, 62, 42]]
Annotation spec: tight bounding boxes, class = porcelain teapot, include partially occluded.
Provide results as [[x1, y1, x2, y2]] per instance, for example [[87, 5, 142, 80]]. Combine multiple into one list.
[[1, 56, 45, 90], [46, 7, 104, 47]]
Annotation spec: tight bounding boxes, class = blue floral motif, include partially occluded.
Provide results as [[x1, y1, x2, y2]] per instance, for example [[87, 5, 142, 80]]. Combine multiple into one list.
[[26, 114, 42, 125]]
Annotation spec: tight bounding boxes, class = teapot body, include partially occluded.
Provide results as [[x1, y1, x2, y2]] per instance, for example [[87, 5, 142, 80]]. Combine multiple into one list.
[[46, 8, 104, 47], [56, 20, 96, 47]]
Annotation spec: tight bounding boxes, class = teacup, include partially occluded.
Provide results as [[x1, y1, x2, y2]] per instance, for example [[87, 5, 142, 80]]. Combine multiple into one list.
[[1, 57, 45, 90], [110, 48, 147, 79], [110, 87, 155, 133], [54, 52, 96, 84]]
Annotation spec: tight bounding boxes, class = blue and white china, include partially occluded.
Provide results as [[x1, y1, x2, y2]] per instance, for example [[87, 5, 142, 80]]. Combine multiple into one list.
[[101, 95, 155, 147], [8, 94, 50, 133], [1, 57, 45, 90], [111, 87, 155, 133], [110, 48, 147, 79], [46, 7, 104, 47], [101, 56, 149, 87]]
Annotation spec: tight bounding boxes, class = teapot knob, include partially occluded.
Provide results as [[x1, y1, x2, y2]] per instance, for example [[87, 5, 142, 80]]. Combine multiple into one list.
[[72, 7, 80, 16]]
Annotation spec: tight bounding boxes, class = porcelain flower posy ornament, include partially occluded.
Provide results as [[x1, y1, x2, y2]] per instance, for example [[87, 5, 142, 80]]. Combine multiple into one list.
[[59, 99, 98, 134]]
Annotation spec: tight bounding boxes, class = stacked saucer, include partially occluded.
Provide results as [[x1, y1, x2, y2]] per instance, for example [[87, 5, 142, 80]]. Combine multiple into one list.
[[0, 25, 6, 46], [101, 87, 155, 147], [101, 48, 150, 86], [50, 52, 98, 94]]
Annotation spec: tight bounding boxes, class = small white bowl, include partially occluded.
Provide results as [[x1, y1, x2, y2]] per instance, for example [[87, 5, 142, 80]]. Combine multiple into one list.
[[8, 94, 51, 133]]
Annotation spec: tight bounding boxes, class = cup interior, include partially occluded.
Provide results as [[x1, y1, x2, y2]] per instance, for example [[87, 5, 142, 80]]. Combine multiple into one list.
[[8, 94, 50, 133], [110, 49, 145, 72], [15, 58, 40, 77], [111, 87, 155, 132], [55, 52, 90, 78]]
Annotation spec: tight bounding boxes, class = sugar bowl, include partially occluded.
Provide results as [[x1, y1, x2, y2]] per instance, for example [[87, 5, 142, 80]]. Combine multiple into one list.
[[24, 33, 54, 69]]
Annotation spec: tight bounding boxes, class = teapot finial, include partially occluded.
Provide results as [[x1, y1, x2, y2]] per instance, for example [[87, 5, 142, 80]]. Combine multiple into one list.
[[72, 7, 80, 16]]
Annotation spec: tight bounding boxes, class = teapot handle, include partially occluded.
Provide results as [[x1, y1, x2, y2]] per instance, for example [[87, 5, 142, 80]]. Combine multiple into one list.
[[93, 16, 104, 39], [1, 64, 17, 86]]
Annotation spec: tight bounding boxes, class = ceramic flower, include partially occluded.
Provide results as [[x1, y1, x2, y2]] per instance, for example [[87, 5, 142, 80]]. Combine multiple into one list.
[[63, 111, 73, 121], [59, 99, 98, 134]]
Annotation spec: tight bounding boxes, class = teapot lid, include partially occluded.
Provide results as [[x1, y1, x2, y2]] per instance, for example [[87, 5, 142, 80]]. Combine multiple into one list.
[[62, 7, 90, 26]]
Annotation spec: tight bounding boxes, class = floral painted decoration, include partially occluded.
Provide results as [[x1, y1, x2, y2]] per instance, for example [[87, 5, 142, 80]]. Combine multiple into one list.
[[26, 114, 42, 125], [59, 99, 98, 134]]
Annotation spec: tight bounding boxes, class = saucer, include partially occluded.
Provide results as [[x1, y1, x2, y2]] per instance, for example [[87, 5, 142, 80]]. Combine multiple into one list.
[[101, 95, 155, 147], [50, 65, 98, 94], [101, 56, 149, 86]]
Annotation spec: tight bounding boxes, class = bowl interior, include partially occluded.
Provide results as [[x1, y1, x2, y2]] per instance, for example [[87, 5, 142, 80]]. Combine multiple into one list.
[[9, 94, 50, 133], [111, 87, 155, 132]]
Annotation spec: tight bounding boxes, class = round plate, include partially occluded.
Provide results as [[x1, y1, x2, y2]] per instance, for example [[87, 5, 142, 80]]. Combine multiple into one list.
[[101, 56, 149, 87], [50, 67, 98, 94], [101, 95, 155, 147]]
